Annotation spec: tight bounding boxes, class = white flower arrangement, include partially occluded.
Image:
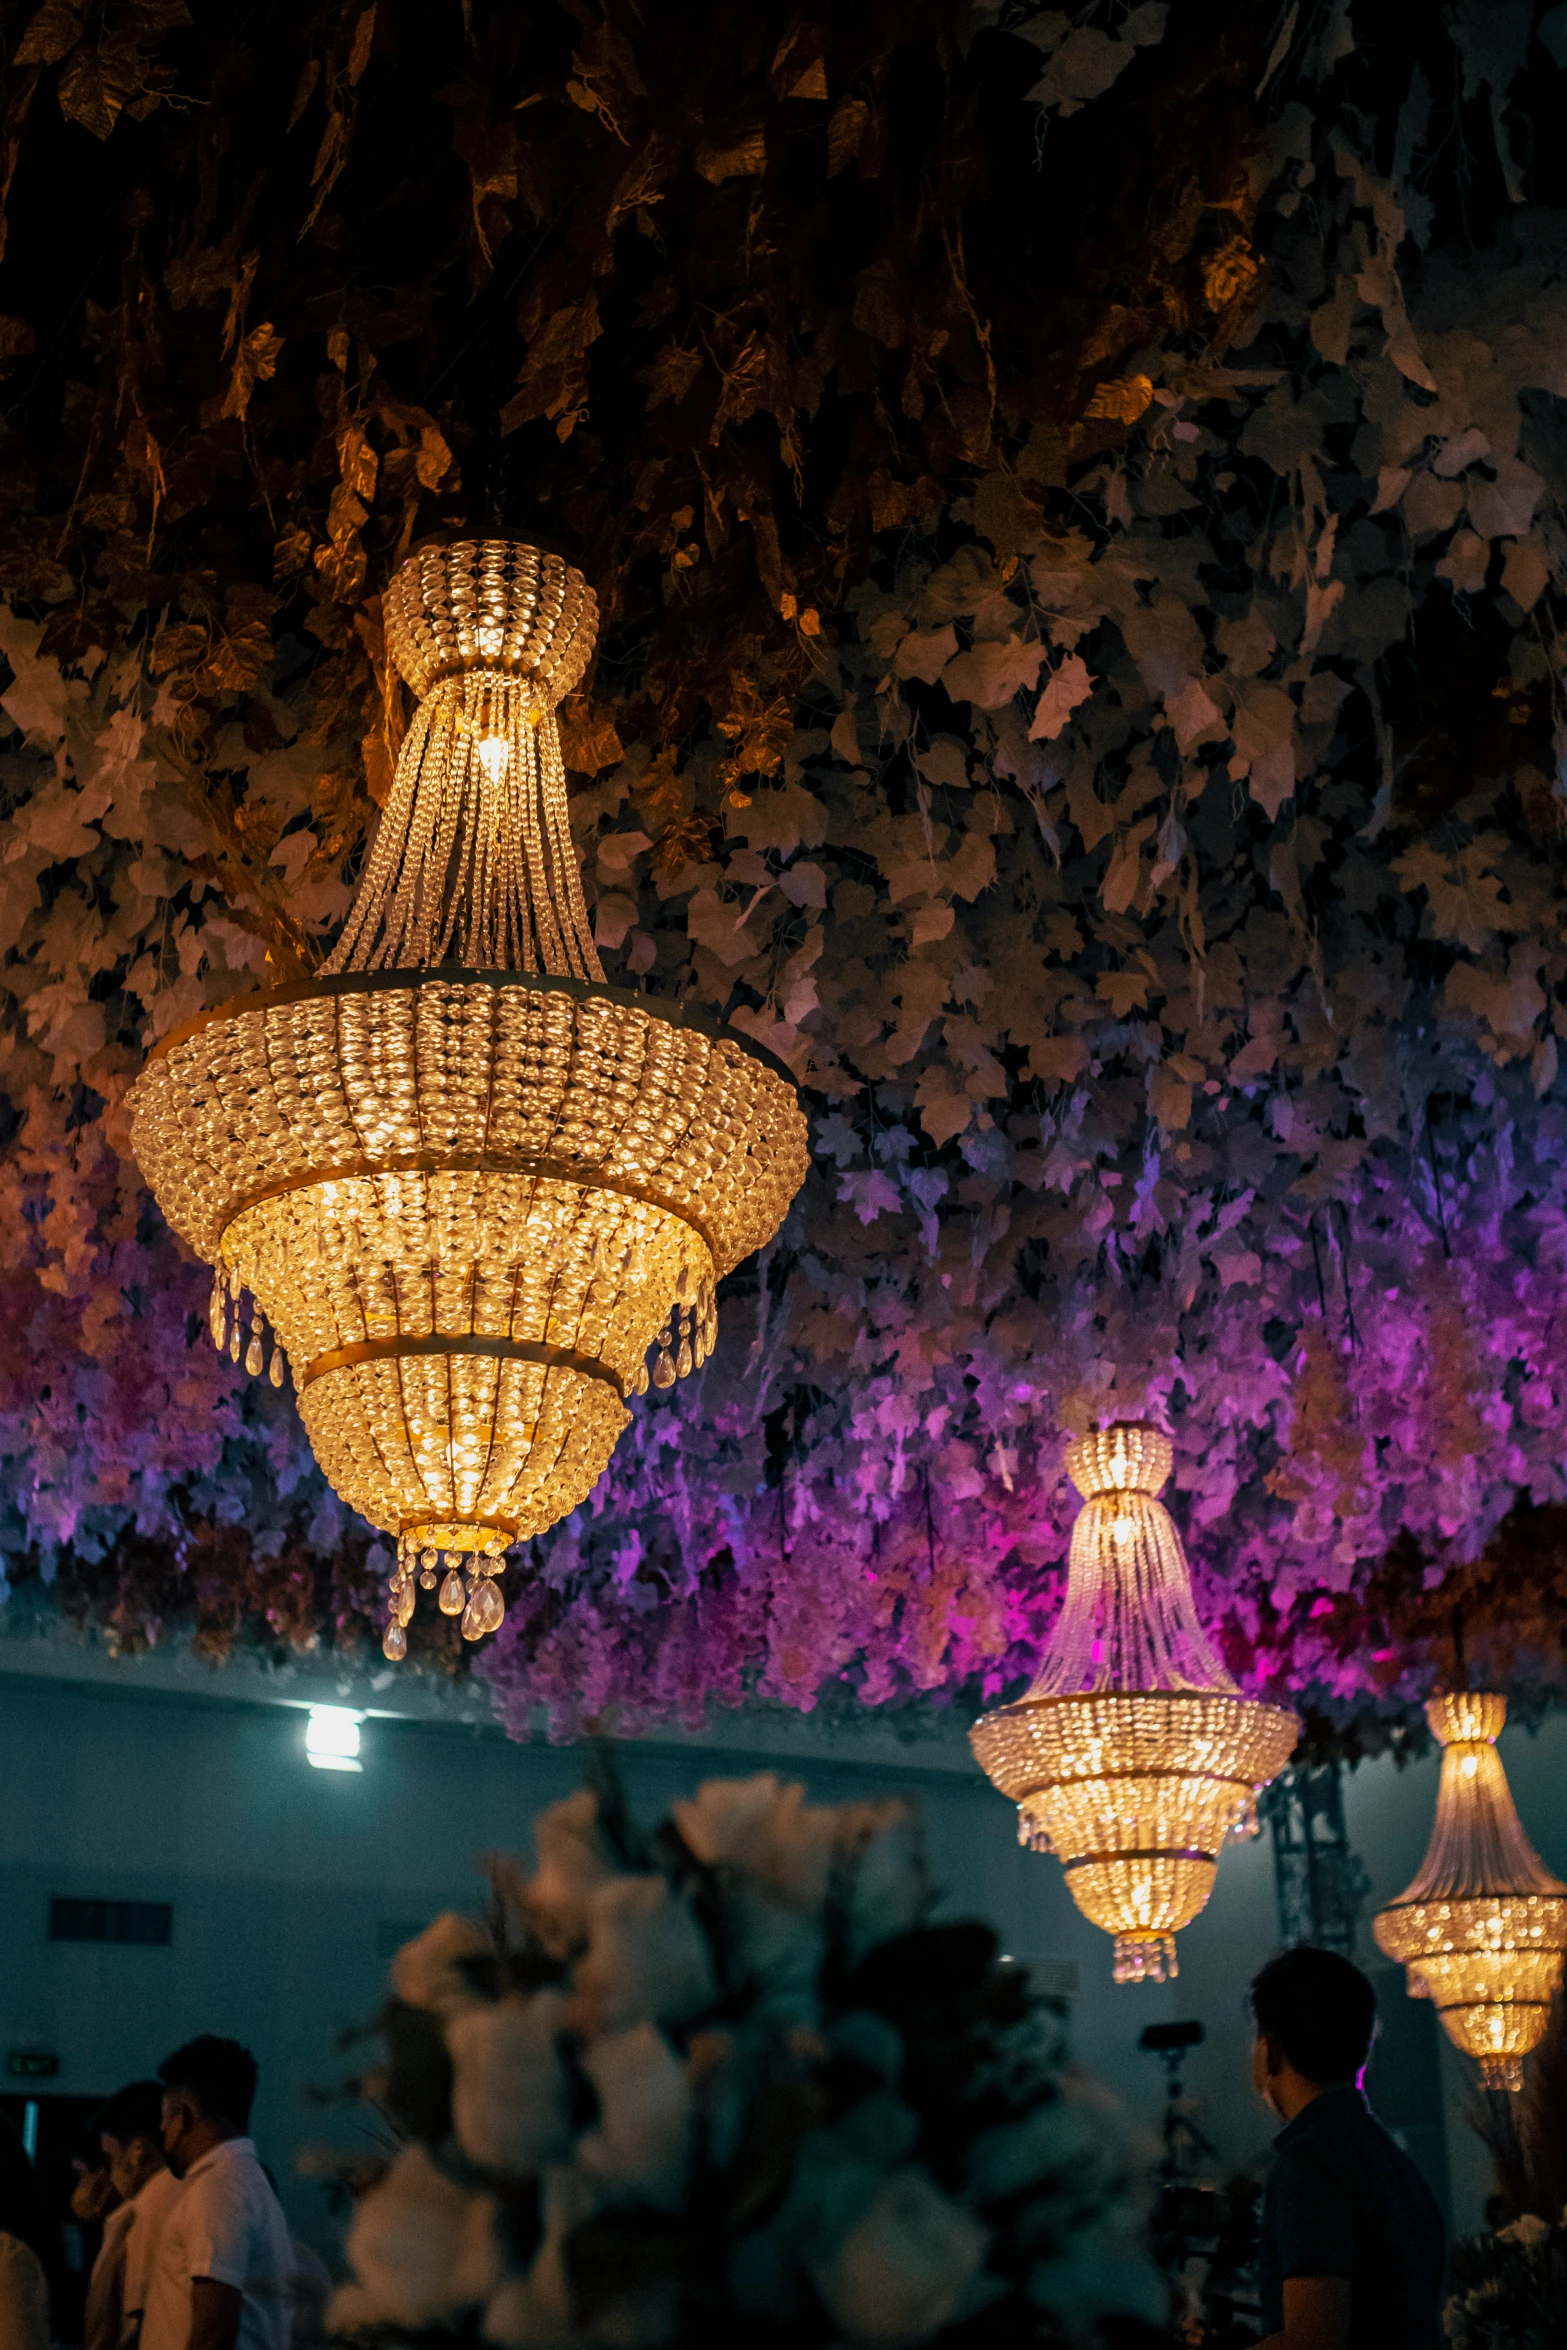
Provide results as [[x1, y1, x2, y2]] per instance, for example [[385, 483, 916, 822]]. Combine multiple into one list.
[[328, 1768, 1159, 2349], [1444, 2207, 1567, 2350]]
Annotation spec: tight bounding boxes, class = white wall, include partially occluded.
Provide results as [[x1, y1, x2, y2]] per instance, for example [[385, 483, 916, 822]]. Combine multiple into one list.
[[1, 1649, 1562, 2263]]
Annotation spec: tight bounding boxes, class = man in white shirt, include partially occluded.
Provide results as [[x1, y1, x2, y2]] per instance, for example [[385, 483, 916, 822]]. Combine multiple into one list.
[[139, 2039, 293, 2350], [87, 2079, 184, 2350]]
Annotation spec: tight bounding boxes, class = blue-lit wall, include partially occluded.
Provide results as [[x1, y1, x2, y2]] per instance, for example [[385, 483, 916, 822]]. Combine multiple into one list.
[[1, 1667, 1562, 2260]]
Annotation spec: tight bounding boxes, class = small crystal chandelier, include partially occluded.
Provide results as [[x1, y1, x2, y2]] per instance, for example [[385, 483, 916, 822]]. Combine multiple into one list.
[[129, 541, 808, 1657], [1373, 1691, 1567, 2091], [971, 1424, 1299, 1984]]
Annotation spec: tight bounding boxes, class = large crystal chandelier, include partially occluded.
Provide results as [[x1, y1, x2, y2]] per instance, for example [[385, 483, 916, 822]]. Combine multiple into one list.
[[970, 1424, 1299, 1984], [129, 541, 808, 1657], [1372, 1692, 1567, 2091]]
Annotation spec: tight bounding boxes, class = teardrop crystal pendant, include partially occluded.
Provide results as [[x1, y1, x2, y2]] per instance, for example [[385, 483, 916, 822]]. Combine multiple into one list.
[[269, 1345, 285, 1388], [438, 1568, 467, 1616], [382, 1622, 408, 1661], [461, 1580, 505, 1641]]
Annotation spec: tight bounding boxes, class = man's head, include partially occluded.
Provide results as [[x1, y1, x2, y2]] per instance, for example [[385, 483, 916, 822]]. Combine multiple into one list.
[[157, 2038, 258, 2178], [1249, 1947, 1378, 2119], [95, 2080, 167, 2199]]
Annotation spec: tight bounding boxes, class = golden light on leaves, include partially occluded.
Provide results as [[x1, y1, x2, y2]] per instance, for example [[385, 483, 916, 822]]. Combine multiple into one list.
[[556, 696, 625, 776], [1084, 371, 1155, 425], [695, 118, 768, 184], [1203, 235, 1261, 313], [717, 676, 794, 790]]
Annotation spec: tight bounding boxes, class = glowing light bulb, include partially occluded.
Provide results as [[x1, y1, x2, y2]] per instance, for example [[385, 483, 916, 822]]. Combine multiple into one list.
[[475, 733, 509, 784], [1111, 1514, 1137, 1546], [305, 1705, 364, 1772]]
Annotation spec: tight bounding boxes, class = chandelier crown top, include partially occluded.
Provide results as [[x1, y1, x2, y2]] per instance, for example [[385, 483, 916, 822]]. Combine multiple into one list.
[[327, 534, 603, 980], [1427, 1689, 1505, 1746], [1381, 1683, 1566, 1909], [383, 537, 598, 706], [1066, 1421, 1171, 1501]]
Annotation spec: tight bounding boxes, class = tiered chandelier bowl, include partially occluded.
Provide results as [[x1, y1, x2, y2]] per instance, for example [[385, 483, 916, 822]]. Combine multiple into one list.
[[129, 539, 808, 1656], [971, 1423, 1299, 1983], [1373, 1691, 1567, 2091]]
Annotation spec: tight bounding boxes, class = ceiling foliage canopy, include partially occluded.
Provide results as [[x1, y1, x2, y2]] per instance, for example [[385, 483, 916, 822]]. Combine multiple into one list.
[[3, 0, 1567, 1743]]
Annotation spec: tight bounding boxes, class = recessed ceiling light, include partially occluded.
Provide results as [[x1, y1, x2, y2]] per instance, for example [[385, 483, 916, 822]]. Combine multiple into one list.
[[305, 1706, 363, 1773]]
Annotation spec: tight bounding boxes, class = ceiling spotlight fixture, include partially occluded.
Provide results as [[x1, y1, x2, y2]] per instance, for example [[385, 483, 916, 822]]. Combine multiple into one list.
[[971, 1423, 1299, 1984], [305, 1705, 364, 1773], [129, 541, 809, 1659]]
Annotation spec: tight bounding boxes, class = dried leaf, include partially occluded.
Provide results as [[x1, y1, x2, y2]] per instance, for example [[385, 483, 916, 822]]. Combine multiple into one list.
[[653, 810, 712, 876], [716, 677, 793, 785], [0, 314, 35, 371], [1029, 654, 1094, 741], [558, 698, 624, 775], [1084, 372, 1154, 424], [220, 322, 283, 424], [639, 344, 702, 409], [1203, 236, 1260, 312], [826, 96, 868, 176], [695, 116, 766, 184], [14, 0, 82, 68]]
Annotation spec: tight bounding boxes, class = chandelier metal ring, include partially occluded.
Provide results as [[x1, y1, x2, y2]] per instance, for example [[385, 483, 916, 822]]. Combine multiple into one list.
[[215, 1159, 722, 1275], [299, 1334, 629, 1399], [1062, 1846, 1218, 1869], [399, 1513, 520, 1541], [1428, 1997, 1555, 2017], [1048, 1769, 1261, 1792]]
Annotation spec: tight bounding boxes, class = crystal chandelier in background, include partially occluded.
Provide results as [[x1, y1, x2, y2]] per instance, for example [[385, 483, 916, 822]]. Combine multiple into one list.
[[129, 541, 808, 1656], [971, 1424, 1299, 1984], [1373, 1691, 1567, 2091]]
